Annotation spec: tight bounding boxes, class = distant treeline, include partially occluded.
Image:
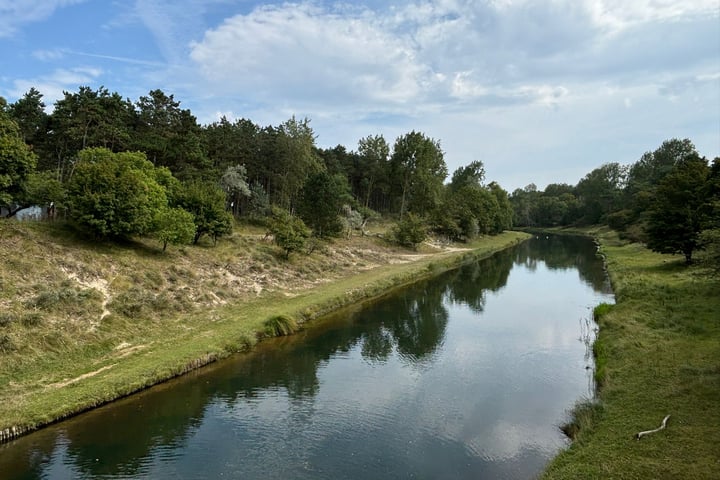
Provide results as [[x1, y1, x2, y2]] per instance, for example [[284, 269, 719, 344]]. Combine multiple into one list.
[[510, 138, 720, 264], [0, 86, 513, 251], [1, 86, 718, 263]]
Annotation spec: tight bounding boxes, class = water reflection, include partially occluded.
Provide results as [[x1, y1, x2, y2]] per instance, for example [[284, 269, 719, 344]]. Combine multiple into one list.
[[1, 234, 613, 480], [515, 235, 611, 292]]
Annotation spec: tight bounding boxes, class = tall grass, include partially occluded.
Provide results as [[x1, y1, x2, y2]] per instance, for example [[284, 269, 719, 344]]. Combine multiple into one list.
[[543, 229, 720, 479], [263, 314, 299, 336]]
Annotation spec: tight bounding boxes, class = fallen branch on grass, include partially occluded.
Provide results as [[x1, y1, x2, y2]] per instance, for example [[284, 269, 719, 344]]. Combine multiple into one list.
[[636, 414, 670, 440]]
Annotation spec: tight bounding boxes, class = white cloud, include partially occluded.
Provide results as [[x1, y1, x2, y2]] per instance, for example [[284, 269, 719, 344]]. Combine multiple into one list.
[[132, 0, 243, 64], [190, 3, 432, 110], [588, 0, 720, 32], [0, 0, 87, 38], [32, 48, 66, 61], [1, 0, 716, 190], [9, 67, 103, 110], [188, 1, 717, 113]]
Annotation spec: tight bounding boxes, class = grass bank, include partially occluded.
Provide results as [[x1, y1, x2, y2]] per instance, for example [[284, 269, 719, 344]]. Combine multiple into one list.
[[0, 221, 529, 441], [543, 227, 720, 479]]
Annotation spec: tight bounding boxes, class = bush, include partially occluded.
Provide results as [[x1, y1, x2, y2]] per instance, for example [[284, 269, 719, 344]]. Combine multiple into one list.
[[392, 213, 427, 249], [29, 283, 102, 316], [21, 312, 43, 327], [0, 334, 16, 353], [268, 207, 310, 259], [264, 314, 298, 336], [0, 313, 15, 328]]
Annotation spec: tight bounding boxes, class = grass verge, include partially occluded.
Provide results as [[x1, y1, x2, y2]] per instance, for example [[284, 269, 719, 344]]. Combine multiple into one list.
[[542, 227, 720, 479], [0, 223, 529, 442]]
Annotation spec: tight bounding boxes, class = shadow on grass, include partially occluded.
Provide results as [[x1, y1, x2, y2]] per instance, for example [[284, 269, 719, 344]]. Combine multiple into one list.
[[32, 221, 169, 259]]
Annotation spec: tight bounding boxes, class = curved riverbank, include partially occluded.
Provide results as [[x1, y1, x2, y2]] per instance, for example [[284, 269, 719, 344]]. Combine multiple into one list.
[[0, 224, 530, 443], [542, 227, 720, 479]]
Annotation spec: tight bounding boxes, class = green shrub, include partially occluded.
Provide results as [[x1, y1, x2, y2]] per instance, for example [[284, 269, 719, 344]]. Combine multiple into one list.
[[0, 313, 16, 328], [29, 283, 102, 316], [263, 314, 298, 336], [268, 207, 310, 259], [21, 312, 43, 327], [0, 334, 16, 353], [392, 213, 427, 249]]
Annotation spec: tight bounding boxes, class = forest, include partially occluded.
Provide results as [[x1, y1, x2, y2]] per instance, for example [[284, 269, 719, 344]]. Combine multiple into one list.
[[509, 138, 720, 265], [1, 85, 718, 265]]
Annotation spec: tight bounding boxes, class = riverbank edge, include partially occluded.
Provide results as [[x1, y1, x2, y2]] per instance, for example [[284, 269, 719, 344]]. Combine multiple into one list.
[[1, 231, 531, 444], [539, 226, 720, 478]]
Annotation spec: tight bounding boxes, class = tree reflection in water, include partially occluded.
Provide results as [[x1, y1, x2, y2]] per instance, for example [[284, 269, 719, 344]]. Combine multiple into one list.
[[1, 234, 609, 480]]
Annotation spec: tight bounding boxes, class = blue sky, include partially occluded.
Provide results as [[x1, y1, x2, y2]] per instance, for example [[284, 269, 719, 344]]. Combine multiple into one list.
[[1, 0, 718, 191]]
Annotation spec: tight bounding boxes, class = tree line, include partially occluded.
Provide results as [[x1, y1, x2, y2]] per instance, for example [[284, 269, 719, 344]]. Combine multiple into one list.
[[0, 86, 513, 254], [509, 138, 720, 264]]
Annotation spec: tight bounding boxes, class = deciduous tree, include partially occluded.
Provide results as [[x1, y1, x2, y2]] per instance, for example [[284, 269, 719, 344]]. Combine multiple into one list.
[[0, 110, 37, 215], [390, 131, 447, 219], [174, 181, 233, 244], [66, 148, 167, 238], [153, 207, 196, 251], [645, 155, 710, 263]]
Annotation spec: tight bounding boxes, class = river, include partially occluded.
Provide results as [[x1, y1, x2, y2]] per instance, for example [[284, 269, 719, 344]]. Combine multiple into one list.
[[1, 234, 613, 479]]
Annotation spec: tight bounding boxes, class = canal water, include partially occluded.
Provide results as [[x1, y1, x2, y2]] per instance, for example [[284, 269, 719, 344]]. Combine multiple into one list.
[[1, 235, 613, 479]]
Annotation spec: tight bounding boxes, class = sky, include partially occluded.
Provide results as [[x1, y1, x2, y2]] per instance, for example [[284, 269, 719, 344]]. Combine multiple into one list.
[[1, 0, 718, 191]]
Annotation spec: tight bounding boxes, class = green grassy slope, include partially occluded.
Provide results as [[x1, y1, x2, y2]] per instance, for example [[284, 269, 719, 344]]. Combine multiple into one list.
[[0, 220, 529, 440], [543, 228, 720, 479]]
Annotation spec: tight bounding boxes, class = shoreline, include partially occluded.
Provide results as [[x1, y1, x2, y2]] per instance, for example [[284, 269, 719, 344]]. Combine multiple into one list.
[[1, 230, 530, 443], [541, 226, 720, 479]]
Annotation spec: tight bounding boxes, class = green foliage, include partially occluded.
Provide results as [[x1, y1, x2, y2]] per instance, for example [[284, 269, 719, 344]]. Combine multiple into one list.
[[263, 314, 298, 336], [342, 204, 379, 237], [7, 87, 48, 151], [174, 181, 233, 245], [66, 148, 168, 238], [268, 207, 311, 258], [153, 207, 196, 251], [627, 138, 697, 193], [575, 162, 625, 224], [247, 182, 270, 220], [434, 177, 511, 241], [449, 160, 485, 191], [392, 213, 427, 249], [28, 281, 102, 317], [645, 156, 710, 263], [0, 334, 15, 353], [593, 302, 614, 322], [133, 89, 209, 180], [203, 117, 261, 176], [220, 164, 250, 217], [298, 171, 350, 238], [0, 110, 37, 210], [48, 86, 135, 179], [487, 181, 513, 233], [270, 116, 322, 209], [700, 230, 720, 275], [22, 170, 66, 209], [435, 162, 513, 240], [390, 131, 447, 218], [356, 134, 390, 209]]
